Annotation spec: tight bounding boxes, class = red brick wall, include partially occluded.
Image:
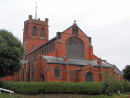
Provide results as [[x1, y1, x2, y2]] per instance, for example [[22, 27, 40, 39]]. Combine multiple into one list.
[[0, 20, 123, 82]]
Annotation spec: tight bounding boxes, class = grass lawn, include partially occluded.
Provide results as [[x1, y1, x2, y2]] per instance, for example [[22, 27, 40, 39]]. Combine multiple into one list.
[[0, 93, 130, 98], [0, 93, 14, 98]]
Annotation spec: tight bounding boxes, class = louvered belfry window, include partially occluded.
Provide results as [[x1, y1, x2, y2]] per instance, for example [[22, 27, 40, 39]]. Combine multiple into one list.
[[66, 37, 84, 58], [40, 28, 44, 37], [32, 26, 36, 36]]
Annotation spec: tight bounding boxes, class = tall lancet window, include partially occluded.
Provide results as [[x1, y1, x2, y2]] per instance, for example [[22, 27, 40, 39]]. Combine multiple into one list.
[[54, 66, 60, 77], [66, 37, 84, 58], [32, 26, 36, 36], [40, 28, 44, 37]]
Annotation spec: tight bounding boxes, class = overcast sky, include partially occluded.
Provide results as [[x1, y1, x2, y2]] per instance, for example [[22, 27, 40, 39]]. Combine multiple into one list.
[[0, 0, 130, 71]]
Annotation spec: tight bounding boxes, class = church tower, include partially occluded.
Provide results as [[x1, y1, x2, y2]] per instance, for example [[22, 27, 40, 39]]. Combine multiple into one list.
[[23, 15, 49, 55]]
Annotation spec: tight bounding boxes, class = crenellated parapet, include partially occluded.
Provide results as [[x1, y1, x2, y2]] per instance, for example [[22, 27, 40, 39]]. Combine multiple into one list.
[[24, 15, 48, 28]]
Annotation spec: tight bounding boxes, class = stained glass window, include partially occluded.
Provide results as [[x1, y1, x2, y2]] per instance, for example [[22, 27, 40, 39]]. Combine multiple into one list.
[[74, 43, 76, 57], [69, 44, 71, 57], [31, 64, 35, 78], [54, 66, 60, 77], [42, 48, 44, 54], [70, 70, 74, 79], [49, 44, 51, 52], [66, 37, 84, 58], [52, 43, 55, 51], [45, 47, 47, 54], [72, 43, 74, 57], [66, 44, 68, 57]]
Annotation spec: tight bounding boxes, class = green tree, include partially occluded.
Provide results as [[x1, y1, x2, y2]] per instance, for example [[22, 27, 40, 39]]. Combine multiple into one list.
[[122, 65, 130, 81], [101, 71, 123, 95], [0, 30, 24, 77]]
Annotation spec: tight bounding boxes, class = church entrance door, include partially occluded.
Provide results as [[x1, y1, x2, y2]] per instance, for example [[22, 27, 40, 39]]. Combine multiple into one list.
[[85, 73, 92, 82]]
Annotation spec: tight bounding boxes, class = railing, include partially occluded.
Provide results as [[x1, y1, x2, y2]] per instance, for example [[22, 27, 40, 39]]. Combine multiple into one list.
[[0, 88, 14, 96]]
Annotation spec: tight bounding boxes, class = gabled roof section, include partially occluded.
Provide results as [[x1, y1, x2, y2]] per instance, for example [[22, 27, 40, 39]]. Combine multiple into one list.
[[26, 37, 56, 56], [62, 23, 88, 37]]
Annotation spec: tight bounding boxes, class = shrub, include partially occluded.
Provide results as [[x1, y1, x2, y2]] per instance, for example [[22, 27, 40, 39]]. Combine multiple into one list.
[[44, 81, 105, 95], [1, 81, 44, 95], [1, 81, 105, 95], [122, 80, 129, 92]]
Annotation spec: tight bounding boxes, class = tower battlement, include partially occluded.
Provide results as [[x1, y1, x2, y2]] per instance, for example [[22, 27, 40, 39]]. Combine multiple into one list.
[[24, 15, 48, 28]]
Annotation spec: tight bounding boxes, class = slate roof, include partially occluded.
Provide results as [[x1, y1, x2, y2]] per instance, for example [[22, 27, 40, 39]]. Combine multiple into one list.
[[42, 56, 114, 68], [114, 66, 122, 74], [102, 61, 114, 68], [42, 56, 64, 64], [20, 56, 121, 75], [21, 59, 31, 64], [21, 59, 26, 64]]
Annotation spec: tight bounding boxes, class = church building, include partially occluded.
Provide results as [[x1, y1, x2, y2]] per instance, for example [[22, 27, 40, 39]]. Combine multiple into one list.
[[0, 15, 123, 82]]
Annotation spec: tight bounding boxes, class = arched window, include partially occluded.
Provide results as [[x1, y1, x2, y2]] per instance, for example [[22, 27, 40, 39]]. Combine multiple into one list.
[[31, 64, 35, 78], [42, 48, 44, 54], [49, 44, 51, 52], [54, 66, 60, 77], [32, 26, 36, 36], [66, 37, 84, 58], [33, 52, 35, 59], [40, 28, 44, 37], [70, 70, 74, 79], [45, 46, 47, 54], [52, 42, 55, 51]]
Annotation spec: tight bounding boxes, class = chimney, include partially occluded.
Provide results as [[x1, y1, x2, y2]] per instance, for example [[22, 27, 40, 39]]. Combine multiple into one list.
[[64, 55, 68, 63], [102, 60, 106, 62], [97, 58, 102, 66], [45, 18, 48, 25], [29, 15, 32, 20]]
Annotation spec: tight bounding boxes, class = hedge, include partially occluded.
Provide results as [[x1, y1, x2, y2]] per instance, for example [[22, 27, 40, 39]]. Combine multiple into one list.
[[0, 81, 105, 95], [1, 81, 44, 95]]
